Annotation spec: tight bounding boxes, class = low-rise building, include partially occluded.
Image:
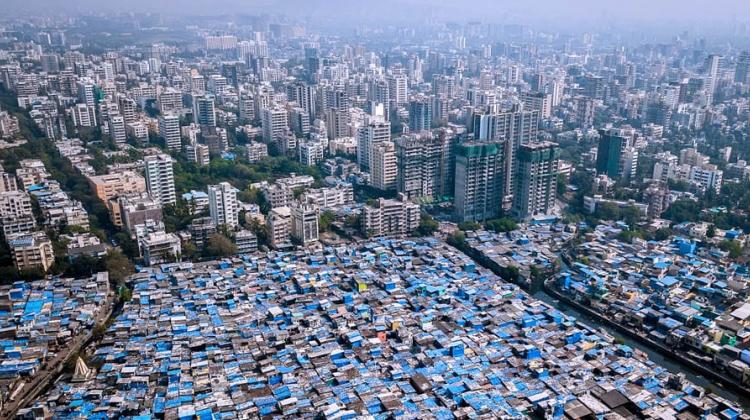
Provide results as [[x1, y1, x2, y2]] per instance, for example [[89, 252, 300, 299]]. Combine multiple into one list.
[[8, 231, 55, 272], [235, 230, 258, 254], [139, 232, 181, 266], [360, 196, 420, 237]]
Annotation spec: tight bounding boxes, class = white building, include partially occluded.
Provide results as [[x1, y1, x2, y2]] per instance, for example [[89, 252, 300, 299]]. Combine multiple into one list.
[[108, 115, 127, 144], [292, 203, 319, 246], [208, 182, 239, 229], [144, 154, 176, 205], [246, 142, 268, 162], [371, 141, 397, 191], [267, 206, 292, 249], [159, 113, 182, 150], [360, 196, 420, 238], [140, 231, 181, 266], [357, 120, 390, 172]]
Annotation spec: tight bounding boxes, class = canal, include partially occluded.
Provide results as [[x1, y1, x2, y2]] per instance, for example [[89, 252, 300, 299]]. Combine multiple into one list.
[[531, 286, 750, 408]]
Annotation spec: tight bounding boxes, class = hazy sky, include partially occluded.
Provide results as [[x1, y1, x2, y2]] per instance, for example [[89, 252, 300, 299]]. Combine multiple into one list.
[[5, 0, 750, 28]]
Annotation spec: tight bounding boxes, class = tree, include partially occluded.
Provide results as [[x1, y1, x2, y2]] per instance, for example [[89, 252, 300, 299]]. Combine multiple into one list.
[[499, 265, 520, 282], [621, 206, 642, 228], [105, 250, 134, 285], [319, 210, 337, 232], [181, 242, 199, 261], [719, 240, 743, 259], [486, 217, 518, 233], [345, 214, 361, 228], [457, 221, 481, 231], [205, 233, 237, 257], [416, 215, 439, 236], [706, 224, 716, 238], [594, 202, 620, 221], [663, 199, 702, 223], [447, 231, 466, 248], [654, 228, 672, 241]]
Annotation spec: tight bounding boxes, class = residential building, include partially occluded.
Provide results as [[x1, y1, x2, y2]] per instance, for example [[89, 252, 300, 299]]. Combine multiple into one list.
[[140, 232, 181, 266], [88, 171, 147, 203], [119, 194, 164, 236], [144, 154, 176, 205], [512, 141, 560, 220], [193, 94, 217, 127], [108, 115, 127, 144], [208, 182, 239, 229], [395, 132, 442, 200], [190, 217, 217, 251], [261, 106, 289, 143], [371, 141, 397, 191], [159, 113, 182, 150], [357, 120, 391, 172], [291, 203, 320, 246], [360, 196, 420, 237], [8, 231, 55, 272], [453, 141, 505, 222], [267, 206, 292, 249], [234, 230, 258, 254], [246, 142, 268, 162]]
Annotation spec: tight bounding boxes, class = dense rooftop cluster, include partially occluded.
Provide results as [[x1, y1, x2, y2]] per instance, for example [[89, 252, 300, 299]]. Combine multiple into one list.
[[0, 273, 110, 404], [555, 224, 750, 391], [24, 239, 744, 419]]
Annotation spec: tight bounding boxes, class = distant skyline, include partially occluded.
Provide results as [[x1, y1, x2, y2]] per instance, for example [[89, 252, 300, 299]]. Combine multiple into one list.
[[4, 0, 750, 30]]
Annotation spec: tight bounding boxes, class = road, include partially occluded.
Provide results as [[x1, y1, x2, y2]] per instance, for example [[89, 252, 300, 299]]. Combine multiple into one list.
[[1, 292, 114, 419]]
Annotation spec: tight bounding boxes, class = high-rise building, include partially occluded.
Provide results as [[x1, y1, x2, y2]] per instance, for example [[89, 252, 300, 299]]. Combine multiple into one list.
[[371, 141, 397, 191], [267, 206, 292, 249], [158, 88, 182, 113], [395, 133, 442, 200], [473, 109, 539, 197], [512, 141, 560, 220], [572, 96, 595, 129], [735, 51, 750, 84], [521, 92, 552, 119], [704, 54, 722, 104], [386, 73, 408, 107], [357, 120, 391, 172], [118, 96, 137, 123], [41, 54, 60, 73], [261, 106, 289, 143], [76, 79, 96, 107], [453, 141, 505, 222], [193, 94, 217, 127], [238, 94, 255, 122], [595, 128, 638, 180], [287, 81, 317, 118], [144, 154, 176, 206], [159, 113, 181, 150], [408, 96, 432, 132], [326, 108, 350, 140], [291, 203, 319, 246], [72, 103, 97, 127], [108, 115, 127, 144], [368, 79, 390, 120], [208, 182, 239, 229], [289, 107, 311, 137]]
